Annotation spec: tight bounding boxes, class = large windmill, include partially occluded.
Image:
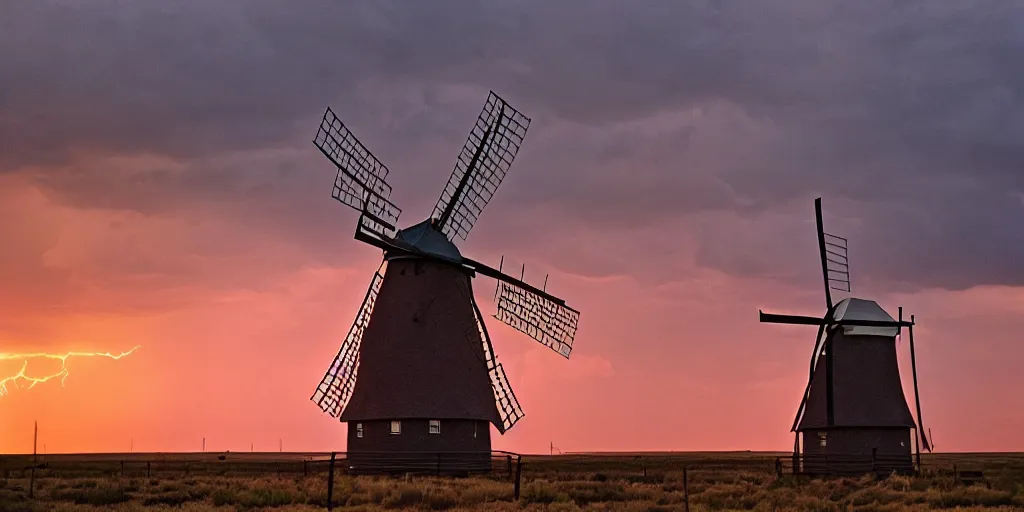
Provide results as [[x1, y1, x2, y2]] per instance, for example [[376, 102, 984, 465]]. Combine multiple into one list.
[[309, 91, 580, 471], [758, 198, 930, 476]]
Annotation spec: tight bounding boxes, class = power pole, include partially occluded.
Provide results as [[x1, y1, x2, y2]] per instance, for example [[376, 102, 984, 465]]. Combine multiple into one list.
[[33, 421, 38, 463], [202, 437, 206, 452], [279, 439, 282, 453]]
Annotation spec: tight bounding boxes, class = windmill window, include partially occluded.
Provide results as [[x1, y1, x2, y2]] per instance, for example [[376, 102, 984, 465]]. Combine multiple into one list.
[[390, 421, 401, 435], [429, 420, 441, 434], [356, 423, 364, 438], [818, 432, 827, 447]]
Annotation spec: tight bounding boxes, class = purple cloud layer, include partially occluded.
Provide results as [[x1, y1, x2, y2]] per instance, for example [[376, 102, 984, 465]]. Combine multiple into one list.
[[2, 0, 1023, 297]]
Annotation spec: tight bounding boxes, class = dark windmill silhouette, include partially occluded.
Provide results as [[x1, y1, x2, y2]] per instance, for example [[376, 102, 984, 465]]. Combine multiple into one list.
[[758, 198, 930, 476], [309, 91, 580, 472]]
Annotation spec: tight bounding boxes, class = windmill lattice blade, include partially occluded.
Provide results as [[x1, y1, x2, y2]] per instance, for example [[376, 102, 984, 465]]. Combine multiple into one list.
[[469, 294, 524, 432], [823, 232, 851, 293], [314, 108, 402, 235], [311, 261, 386, 418], [495, 282, 578, 358], [489, 363, 524, 431], [431, 92, 530, 241], [357, 209, 401, 242]]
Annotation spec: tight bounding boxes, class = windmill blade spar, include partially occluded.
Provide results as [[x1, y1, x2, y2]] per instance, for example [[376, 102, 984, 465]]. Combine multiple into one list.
[[311, 260, 386, 418], [431, 91, 531, 241], [907, 317, 931, 451], [314, 108, 402, 236], [790, 322, 828, 431], [759, 310, 913, 329], [464, 255, 578, 359], [760, 311, 827, 326]]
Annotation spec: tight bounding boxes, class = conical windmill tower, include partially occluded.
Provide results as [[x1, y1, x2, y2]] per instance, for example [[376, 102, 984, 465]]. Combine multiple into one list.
[[309, 91, 580, 472], [758, 198, 930, 476]]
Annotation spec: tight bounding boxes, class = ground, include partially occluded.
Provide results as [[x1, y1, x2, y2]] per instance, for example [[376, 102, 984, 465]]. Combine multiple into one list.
[[1, 452, 1023, 511]]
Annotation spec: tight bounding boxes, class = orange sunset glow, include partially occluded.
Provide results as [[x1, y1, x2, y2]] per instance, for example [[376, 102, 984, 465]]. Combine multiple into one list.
[[2, 1, 1023, 457]]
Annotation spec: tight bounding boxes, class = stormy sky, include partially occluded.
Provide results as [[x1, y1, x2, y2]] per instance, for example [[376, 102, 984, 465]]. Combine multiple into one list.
[[1, 1, 1022, 453]]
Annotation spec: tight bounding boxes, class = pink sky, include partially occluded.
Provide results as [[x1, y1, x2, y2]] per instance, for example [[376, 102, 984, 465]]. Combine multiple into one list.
[[2, 1, 1023, 455], [1, 165, 1021, 454]]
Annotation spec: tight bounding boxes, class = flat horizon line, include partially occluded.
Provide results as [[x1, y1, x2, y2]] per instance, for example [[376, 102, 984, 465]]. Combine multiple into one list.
[[4, 450, 1021, 457]]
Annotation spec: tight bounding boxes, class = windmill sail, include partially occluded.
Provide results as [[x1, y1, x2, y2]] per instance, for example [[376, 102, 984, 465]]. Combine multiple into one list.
[[823, 232, 850, 293], [431, 92, 531, 241], [311, 261, 386, 417], [494, 281, 579, 358], [814, 198, 851, 309], [469, 293, 524, 432], [314, 108, 402, 236]]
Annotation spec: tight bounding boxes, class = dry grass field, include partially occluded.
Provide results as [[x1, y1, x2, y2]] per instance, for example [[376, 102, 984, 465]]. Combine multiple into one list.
[[1, 451, 1022, 511]]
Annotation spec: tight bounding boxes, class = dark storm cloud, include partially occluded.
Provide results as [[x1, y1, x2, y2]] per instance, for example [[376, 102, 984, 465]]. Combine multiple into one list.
[[2, 0, 1024, 292]]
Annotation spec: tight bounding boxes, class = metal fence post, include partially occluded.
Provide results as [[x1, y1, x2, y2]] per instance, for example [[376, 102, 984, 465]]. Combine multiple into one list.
[[326, 452, 337, 511], [28, 466, 35, 499], [513, 456, 523, 500], [146, 461, 151, 478], [121, 460, 125, 478]]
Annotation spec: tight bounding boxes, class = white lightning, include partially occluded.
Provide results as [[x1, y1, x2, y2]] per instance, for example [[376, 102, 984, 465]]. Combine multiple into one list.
[[0, 346, 141, 396]]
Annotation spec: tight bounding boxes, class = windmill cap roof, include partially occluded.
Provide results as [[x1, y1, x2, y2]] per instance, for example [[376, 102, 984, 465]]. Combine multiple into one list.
[[390, 219, 463, 263], [834, 297, 899, 337]]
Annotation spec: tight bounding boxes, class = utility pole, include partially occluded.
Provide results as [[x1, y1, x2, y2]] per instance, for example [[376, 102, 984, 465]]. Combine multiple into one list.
[[33, 421, 38, 463], [279, 439, 282, 453], [202, 437, 206, 452]]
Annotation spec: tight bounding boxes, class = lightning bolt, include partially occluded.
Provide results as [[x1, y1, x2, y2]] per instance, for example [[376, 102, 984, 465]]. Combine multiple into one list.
[[0, 346, 141, 396]]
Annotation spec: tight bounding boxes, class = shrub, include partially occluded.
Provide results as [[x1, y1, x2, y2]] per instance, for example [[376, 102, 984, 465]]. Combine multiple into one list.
[[381, 483, 423, 508], [50, 485, 127, 505], [142, 490, 194, 506]]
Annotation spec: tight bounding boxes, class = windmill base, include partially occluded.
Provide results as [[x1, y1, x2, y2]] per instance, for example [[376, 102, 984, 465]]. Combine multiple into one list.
[[797, 427, 914, 476], [344, 419, 493, 475]]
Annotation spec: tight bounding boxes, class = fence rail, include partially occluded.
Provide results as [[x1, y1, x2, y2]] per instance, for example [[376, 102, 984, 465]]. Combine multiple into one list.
[[0, 450, 524, 507], [4, 450, 1019, 510], [776, 452, 916, 477]]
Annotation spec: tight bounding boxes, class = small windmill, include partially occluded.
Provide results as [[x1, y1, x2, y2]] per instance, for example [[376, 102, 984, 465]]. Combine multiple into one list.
[[309, 91, 580, 470], [758, 198, 930, 476]]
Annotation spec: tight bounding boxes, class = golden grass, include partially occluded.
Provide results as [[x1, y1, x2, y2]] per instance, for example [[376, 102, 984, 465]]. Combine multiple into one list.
[[1, 452, 1022, 511]]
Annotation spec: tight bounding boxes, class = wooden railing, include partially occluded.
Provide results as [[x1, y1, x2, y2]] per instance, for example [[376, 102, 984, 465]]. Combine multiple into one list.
[[776, 452, 916, 477]]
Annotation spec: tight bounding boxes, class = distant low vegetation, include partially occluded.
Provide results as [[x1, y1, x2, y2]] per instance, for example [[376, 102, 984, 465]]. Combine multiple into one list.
[[1, 452, 1023, 511]]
